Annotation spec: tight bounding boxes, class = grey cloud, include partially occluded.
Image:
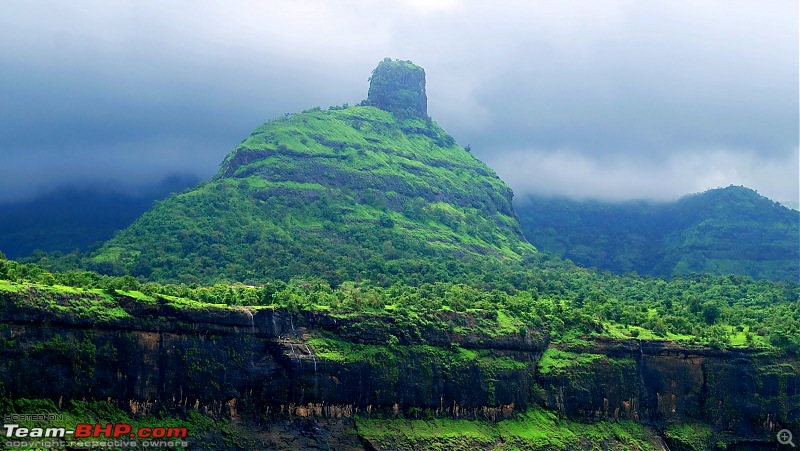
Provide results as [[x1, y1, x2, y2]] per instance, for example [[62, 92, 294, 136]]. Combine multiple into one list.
[[446, 2, 797, 156], [0, 0, 796, 204]]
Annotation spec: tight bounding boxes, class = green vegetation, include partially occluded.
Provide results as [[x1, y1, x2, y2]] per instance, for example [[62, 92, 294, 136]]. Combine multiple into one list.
[[537, 349, 605, 376], [68, 104, 533, 287], [307, 336, 528, 372], [356, 407, 660, 450], [516, 186, 800, 281], [663, 422, 716, 450], [1, 258, 798, 354], [0, 278, 131, 323]]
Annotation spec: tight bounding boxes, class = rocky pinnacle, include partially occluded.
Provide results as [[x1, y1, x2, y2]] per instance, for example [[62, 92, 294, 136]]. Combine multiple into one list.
[[366, 58, 428, 119]]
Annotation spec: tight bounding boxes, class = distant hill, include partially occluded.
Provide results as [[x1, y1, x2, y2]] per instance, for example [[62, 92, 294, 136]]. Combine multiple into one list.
[[0, 174, 198, 260], [515, 186, 800, 281], [86, 59, 536, 286]]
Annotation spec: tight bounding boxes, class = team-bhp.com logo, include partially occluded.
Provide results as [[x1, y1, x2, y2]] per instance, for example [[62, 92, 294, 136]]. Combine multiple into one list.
[[4, 423, 187, 439], [4, 423, 189, 448]]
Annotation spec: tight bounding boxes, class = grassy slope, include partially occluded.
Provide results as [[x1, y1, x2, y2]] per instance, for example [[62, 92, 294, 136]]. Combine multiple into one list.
[[356, 407, 661, 450], [89, 106, 534, 285]]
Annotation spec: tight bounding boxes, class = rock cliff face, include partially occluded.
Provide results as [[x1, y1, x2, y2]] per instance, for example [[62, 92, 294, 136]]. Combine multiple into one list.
[[0, 291, 543, 419], [1, 290, 797, 447], [536, 339, 799, 445]]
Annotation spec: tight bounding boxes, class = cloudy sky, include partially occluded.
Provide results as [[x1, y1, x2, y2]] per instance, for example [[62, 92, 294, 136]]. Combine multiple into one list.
[[1, 0, 797, 205]]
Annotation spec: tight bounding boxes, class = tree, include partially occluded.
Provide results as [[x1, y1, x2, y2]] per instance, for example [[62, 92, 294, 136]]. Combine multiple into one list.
[[702, 302, 720, 325]]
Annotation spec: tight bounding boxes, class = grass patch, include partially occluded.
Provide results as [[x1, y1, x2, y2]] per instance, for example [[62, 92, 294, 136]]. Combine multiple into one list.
[[538, 349, 605, 376], [117, 289, 157, 304], [0, 279, 23, 293], [664, 422, 715, 450], [356, 406, 660, 450], [160, 294, 228, 310]]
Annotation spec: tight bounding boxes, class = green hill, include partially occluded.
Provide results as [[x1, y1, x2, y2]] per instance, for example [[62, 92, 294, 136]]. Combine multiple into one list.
[[88, 59, 534, 286], [515, 186, 800, 281]]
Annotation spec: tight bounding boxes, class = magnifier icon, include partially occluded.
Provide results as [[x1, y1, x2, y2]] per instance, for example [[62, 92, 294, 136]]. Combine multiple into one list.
[[778, 429, 796, 447]]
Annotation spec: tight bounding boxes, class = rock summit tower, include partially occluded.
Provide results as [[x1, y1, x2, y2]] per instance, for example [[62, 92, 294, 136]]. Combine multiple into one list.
[[366, 58, 428, 119]]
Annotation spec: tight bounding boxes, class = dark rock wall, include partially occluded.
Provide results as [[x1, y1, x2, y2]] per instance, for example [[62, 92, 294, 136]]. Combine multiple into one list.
[[0, 299, 542, 420], [1, 297, 797, 443], [537, 338, 800, 441]]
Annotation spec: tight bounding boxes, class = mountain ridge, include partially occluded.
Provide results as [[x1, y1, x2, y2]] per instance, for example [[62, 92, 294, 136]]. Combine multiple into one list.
[[515, 185, 800, 281]]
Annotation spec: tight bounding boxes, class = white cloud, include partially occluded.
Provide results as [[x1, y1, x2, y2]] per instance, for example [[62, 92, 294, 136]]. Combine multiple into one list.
[[488, 147, 799, 203]]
